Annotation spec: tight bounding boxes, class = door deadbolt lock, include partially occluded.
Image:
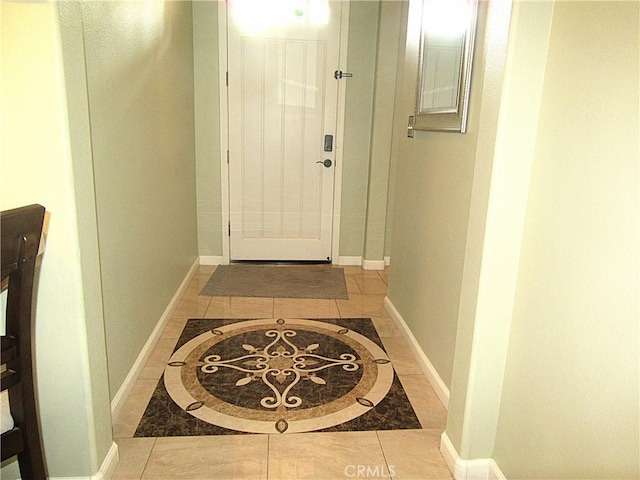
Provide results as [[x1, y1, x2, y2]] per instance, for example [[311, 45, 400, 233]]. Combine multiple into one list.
[[317, 159, 333, 168]]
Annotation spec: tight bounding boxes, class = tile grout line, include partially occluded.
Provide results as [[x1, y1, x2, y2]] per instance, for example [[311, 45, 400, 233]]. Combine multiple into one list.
[[205, 295, 213, 316], [202, 295, 213, 318], [266, 434, 270, 480], [138, 437, 157, 480], [375, 431, 395, 480], [123, 266, 449, 478]]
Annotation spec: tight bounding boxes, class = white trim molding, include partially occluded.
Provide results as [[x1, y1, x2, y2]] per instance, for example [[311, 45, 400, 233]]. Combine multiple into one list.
[[330, 0, 350, 265], [217, 0, 231, 265], [336, 256, 390, 269], [110, 259, 199, 417], [441, 432, 490, 480], [440, 432, 507, 480], [47, 441, 119, 480], [488, 461, 507, 480], [92, 442, 119, 480], [383, 296, 450, 408], [199, 255, 225, 266], [362, 259, 385, 271]]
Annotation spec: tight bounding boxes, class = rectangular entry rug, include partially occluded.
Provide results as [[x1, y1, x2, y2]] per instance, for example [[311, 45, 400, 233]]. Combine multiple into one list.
[[199, 265, 348, 300], [135, 318, 421, 436]]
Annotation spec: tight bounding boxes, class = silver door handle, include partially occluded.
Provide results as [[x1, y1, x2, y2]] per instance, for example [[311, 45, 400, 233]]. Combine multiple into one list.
[[317, 159, 332, 168], [334, 70, 353, 80]]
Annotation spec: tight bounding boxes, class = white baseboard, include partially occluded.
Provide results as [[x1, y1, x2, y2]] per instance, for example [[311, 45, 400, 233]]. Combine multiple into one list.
[[45, 441, 119, 480], [202, 255, 385, 269], [441, 432, 490, 480], [337, 256, 363, 266], [110, 259, 199, 417], [383, 296, 450, 409], [92, 441, 119, 480], [199, 255, 225, 265], [488, 460, 507, 480], [440, 432, 507, 480], [362, 259, 385, 271], [337, 256, 390, 269]]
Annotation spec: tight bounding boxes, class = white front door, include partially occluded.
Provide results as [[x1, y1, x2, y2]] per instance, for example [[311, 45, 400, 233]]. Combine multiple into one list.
[[227, 0, 344, 261]]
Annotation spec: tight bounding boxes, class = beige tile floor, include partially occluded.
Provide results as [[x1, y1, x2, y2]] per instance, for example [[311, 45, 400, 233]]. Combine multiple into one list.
[[110, 265, 452, 480]]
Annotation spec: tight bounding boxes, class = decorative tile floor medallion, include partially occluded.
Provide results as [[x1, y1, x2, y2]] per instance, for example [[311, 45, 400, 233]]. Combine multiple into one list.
[[135, 318, 421, 436]]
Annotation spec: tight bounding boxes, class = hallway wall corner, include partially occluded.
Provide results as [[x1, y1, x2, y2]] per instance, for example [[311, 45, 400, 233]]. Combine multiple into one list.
[[383, 297, 449, 409]]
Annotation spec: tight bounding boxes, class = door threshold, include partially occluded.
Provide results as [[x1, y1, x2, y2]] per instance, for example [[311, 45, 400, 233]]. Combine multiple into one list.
[[230, 259, 332, 266]]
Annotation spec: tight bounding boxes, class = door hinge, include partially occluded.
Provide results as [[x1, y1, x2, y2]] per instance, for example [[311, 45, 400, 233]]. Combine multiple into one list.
[[226, 71, 229, 86], [228, 221, 231, 236], [227, 150, 229, 164]]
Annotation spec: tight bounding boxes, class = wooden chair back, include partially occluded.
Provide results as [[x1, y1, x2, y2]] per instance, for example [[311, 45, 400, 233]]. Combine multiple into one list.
[[1, 204, 47, 479]]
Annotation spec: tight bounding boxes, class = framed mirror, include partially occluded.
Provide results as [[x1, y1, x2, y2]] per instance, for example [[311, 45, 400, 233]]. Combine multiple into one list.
[[413, 0, 479, 133]]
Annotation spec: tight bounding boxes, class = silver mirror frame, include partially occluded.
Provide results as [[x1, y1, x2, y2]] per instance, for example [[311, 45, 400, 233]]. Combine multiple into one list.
[[414, 0, 479, 133]]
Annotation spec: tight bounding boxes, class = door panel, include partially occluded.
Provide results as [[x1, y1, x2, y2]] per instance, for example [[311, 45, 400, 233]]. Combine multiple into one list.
[[228, 0, 342, 261]]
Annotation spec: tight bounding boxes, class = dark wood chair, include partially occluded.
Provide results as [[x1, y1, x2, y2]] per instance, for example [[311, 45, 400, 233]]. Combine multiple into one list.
[[1, 204, 47, 479]]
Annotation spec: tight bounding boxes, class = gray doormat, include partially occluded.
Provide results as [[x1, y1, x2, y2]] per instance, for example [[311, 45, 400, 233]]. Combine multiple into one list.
[[200, 265, 349, 299]]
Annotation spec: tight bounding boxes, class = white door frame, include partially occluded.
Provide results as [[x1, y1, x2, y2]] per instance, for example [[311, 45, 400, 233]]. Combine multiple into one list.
[[217, 1, 350, 265]]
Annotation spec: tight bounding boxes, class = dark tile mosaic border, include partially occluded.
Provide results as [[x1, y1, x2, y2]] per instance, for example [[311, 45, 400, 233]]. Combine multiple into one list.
[[134, 318, 421, 437]]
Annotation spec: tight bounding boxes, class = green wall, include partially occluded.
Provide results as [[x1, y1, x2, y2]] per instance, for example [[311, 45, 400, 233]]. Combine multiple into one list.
[[76, 1, 199, 397], [338, 1, 380, 257], [363, 0, 404, 263], [387, 0, 492, 388], [388, 0, 639, 477], [1, 2, 113, 476], [444, 0, 550, 458], [193, 1, 223, 258], [3, 1, 199, 475], [492, 2, 640, 477]]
